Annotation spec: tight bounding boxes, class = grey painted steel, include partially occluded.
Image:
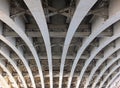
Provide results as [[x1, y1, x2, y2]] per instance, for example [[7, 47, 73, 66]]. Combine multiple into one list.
[[0, 59, 18, 88], [23, 0, 53, 88], [0, 18, 35, 88], [99, 55, 120, 88], [0, 7, 44, 88], [57, 0, 97, 88], [0, 48, 27, 88], [101, 65, 120, 88], [0, 34, 36, 88], [70, 12, 120, 88], [75, 0, 120, 88], [91, 46, 120, 88], [83, 20, 120, 88], [83, 31, 120, 88]]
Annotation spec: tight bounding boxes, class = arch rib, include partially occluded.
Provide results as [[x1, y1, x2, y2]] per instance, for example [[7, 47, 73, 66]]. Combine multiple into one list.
[[90, 41, 120, 88], [82, 30, 120, 88], [0, 9, 44, 88], [0, 59, 18, 88], [23, 0, 53, 87], [0, 18, 35, 88], [0, 35, 36, 88], [57, 0, 97, 88], [68, 12, 120, 88], [101, 65, 120, 88], [99, 62, 120, 88], [0, 48, 27, 88], [96, 54, 120, 88]]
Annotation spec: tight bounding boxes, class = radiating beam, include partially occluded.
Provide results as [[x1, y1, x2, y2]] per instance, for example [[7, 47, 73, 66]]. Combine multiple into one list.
[[23, 1, 53, 88], [92, 52, 120, 88], [88, 22, 120, 88], [0, 59, 18, 88], [58, 0, 97, 88], [87, 39, 120, 88], [0, 35, 36, 88], [0, 47, 27, 88], [80, 32, 120, 88], [0, 0, 28, 87], [73, 0, 120, 88], [0, 20, 36, 88], [0, 6, 44, 88], [69, 7, 120, 88], [99, 64, 120, 88], [102, 65, 120, 88]]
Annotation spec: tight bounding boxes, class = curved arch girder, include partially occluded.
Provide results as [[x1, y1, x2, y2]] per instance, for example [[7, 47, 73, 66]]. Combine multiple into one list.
[[0, 59, 18, 88], [97, 54, 120, 88], [0, 35, 36, 88], [57, 0, 97, 88], [0, 10, 44, 88], [99, 65, 120, 88], [69, 12, 120, 88], [0, 48, 27, 88], [101, 65, 120, 88], [83, 33, 120, 88], [23, 1, 52, 88], [91, 45, 120, 88]]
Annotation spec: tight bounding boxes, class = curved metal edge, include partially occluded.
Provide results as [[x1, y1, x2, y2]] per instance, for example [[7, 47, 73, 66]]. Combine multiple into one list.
[[0, 59, 18, 88], [68, 12, 120, 88], [54, 0, 97, 88], [98, 55, 120, 88], [101, 65, 120, 88], [0, 49, 27, 88], [0, 35, 36, 88], [23, 0, 53, 87], [100, 67, 120, 88], [83, 34, 120, 88], [91, 45, 120, 88], [0, 10, 45, 88]]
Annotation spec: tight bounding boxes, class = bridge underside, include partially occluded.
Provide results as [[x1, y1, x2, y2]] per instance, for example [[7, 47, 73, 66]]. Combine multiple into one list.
[[0, 0, 120, 88]]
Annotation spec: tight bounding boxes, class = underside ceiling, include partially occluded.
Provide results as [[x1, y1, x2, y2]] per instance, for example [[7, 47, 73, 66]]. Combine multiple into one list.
[[0, 0, 120, 88]]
